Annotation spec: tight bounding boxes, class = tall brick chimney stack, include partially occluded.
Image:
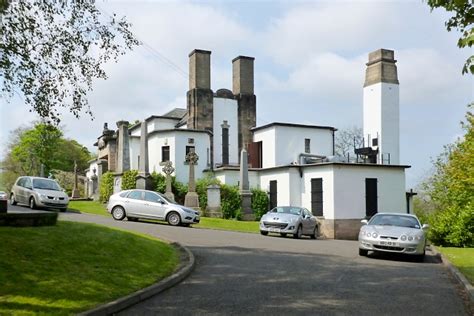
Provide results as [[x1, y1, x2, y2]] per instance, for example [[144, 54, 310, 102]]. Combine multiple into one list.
[[187, 49, 214, 131], [232, 56, 256, 157]]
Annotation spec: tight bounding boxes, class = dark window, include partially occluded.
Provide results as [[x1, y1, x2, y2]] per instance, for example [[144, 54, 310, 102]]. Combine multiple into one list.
[[17, 177, 25, 187], [222, 125, 229, 165], [144, 191, 162, 203], [127, 190, 143, 200], [365, 178, 378, 217], [305, 138, 311, 153], [24, 177, 32, 189], [162, 146, 170, 162], [186, 146, 195, 156], [188, 138, 194, 144], [372, 138, 378, 146], [311, 178, 323, 216], [269, 180, 277, 210]]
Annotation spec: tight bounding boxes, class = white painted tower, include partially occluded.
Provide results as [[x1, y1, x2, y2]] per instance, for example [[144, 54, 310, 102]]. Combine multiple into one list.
[[363, 49, 400, 165]]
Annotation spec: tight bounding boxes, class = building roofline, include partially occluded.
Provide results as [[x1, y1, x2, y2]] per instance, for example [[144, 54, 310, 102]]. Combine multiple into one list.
[[251, 122, 337, 132], [214, 162, 410, 172], [148, 128, 213, 137]]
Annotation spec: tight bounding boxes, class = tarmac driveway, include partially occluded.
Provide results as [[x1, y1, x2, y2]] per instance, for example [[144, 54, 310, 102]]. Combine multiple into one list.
[[54, 211, 469, 315]]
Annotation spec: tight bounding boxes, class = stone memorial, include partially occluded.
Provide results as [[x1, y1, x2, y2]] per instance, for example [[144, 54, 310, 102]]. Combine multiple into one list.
[[206, 184, 222, 218], [239, 149, 254, 221], [71, 160, 81, 198], [136, 121, 152, 190], [184, 149, 200, 212], [162, 161, 175, 202]]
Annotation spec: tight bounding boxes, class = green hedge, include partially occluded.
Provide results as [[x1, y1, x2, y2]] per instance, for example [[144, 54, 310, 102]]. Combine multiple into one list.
[[151, 172, 187, 204], [99, 172, 114, 203], [121, 170, 138, 190], [251, 188, 269, 220]]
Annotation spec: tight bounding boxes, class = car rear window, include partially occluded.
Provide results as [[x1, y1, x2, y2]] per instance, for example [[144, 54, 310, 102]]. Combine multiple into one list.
[[127, 190, 143, 200]]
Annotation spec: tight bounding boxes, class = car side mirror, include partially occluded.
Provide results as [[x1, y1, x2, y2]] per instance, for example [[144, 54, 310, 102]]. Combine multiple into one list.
[[158, 200, 165, 204], [422, 224, 429, 229], [361, 219, 368, 225]]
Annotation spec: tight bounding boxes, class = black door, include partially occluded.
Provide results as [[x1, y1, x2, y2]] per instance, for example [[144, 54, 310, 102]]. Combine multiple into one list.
[[311, 178, 323, 216], [269, 180, 277, 210], [365, 178, 378, 217]]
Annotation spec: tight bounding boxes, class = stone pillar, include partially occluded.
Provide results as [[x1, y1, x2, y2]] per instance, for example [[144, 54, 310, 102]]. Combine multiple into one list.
[[136, 121, 152, 190], [184, 149, 200, 212], [187, 49, 214, 132], [91, 167, 99, 201], [233, 56, 256, 158], [239, 149, 254, 221], [71, 160, 80, 198], [116, 120, 130, 174], [206, 185, 222, 218], [162, 161, 175, 202]]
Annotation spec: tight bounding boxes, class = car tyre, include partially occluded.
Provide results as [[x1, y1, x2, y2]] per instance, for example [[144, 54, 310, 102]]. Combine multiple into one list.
[[10, 194, 17, 205], [260, 231, 268, 236], [359, 248, 368, 256], [112, 206, 126, 221], [310, 226, 319, 239], [29, 197, 37, 210], [293, 225, 302, 239], [167, 212, 181, 226]]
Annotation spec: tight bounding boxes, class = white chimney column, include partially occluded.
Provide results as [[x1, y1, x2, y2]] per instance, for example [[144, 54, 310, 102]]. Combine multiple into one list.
[[363, 49, 400, 165]]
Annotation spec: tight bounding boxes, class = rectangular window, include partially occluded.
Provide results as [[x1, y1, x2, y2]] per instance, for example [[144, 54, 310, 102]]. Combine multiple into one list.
[[186, 145, 195, 156], [305, 138, 311, 153], [311, 178, 323, 216], [161, 146, 170, 162]]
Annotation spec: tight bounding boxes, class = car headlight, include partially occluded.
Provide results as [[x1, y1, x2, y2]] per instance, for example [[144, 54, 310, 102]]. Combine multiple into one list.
[[400, 235, 407, 241], [183, 208, 193, 214], [39, 194, 48, 200], [372, 232, 378, 238], [415, 235, 423, 241], [408, 236, 414, 241]]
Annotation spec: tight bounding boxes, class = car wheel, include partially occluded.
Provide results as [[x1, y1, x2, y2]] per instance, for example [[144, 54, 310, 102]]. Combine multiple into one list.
[[359, 248, 368, 256], [280, 233, 287, 237], [112, 206, 126, 220], [10, 194, 17, 205], [293, 225, 302, 239], [29, 197, 37, 210], [260, 231, 268, 236], [310, 226, 319, 239], [167, 212, 181, 226]]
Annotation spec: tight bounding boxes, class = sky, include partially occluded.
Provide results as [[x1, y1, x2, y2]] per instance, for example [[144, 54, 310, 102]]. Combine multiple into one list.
[[1, 0, 472, 188]]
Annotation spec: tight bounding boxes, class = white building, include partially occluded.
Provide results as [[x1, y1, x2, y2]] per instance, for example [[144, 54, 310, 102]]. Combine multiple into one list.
[[87, 48, 411, 239]]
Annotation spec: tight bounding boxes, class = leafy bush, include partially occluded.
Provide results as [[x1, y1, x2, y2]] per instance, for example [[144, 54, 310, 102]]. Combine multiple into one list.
[[151, 172, 166, 193], [121, 170, 138, 190], [251, 188, 269, 220], [221, 184, 241, 219], [53, 170, 84, 197], [428, 204, 473, 247], [99, 172, 114, 203]]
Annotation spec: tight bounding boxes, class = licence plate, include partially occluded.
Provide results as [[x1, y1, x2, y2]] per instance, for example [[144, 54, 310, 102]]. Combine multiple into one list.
[[380, 241, 398, 246], [269, 228, 280, 233]]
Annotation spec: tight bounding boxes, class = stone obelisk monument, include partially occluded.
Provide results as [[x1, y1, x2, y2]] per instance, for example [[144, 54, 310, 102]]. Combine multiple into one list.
[[239, 149, 254, 221], [184, 149, 200, 212]]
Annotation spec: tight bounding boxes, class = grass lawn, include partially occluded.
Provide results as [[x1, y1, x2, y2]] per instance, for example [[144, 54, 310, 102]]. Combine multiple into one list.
[[70, 200, 260, 233], [0, 222, 179, 315], [68, 200, 108, 216], [437, 247, 474, 284]]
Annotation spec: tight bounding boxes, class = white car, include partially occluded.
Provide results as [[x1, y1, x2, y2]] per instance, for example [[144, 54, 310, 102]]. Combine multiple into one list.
[[10, 176, 69, 211], [359, 213, 428, 261], [107, 189, 200, 227]]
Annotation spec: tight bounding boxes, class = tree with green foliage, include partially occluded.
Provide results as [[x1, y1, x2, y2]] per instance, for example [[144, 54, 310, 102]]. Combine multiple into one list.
[[1, 122, 93, 191], [251, 188, 270, 220], [0, 0, 139, 123], [420, 104, 473, 247], [427, 0, 474, 74], [99, 172, 114, 203]]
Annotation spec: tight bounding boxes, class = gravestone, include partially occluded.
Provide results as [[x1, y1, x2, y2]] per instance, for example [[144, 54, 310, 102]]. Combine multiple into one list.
[[206, 185, 222, 218], [136, 121, 152, 190], [239, 149, 254, 221], [162, 161, 175, 202], [184, 149, 200, 212]]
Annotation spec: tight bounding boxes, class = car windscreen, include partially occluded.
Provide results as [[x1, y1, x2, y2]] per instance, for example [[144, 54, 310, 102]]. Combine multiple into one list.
[[32, 179, 61, 191], [369, 215, 420, 229], [270, 207, 302, 216]]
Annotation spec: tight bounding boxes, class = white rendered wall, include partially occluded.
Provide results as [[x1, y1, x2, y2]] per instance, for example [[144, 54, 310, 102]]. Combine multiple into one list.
[[363, 82, 400, 164], [129, 137, 140, 170], [212, 169, 260, 188], [213, 97, 239, 166], [301, 165, 335, 218], [173, 132, 210, 183], [259, 170, 291, 206], [148, 117, 179, 132], [274, 126, 334, 165], [86, 161, 99, 179], [148, 133, 175, 174], [253, 128, 276, 168], [332, 165, 406, 219]]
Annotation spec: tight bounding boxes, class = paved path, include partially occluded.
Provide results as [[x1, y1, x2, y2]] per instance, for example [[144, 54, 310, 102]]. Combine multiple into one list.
[[8, 206, 470, 315]]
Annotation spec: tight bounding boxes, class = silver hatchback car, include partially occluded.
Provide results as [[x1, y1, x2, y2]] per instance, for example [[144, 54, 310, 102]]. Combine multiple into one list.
[[10, 176, 69, 211], [260, 206, 320, 239], [107, 189, 200, 227]]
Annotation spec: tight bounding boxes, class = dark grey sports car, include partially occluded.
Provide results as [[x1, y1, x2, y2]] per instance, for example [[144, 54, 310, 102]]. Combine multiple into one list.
[[259, 206, 320, 239]]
